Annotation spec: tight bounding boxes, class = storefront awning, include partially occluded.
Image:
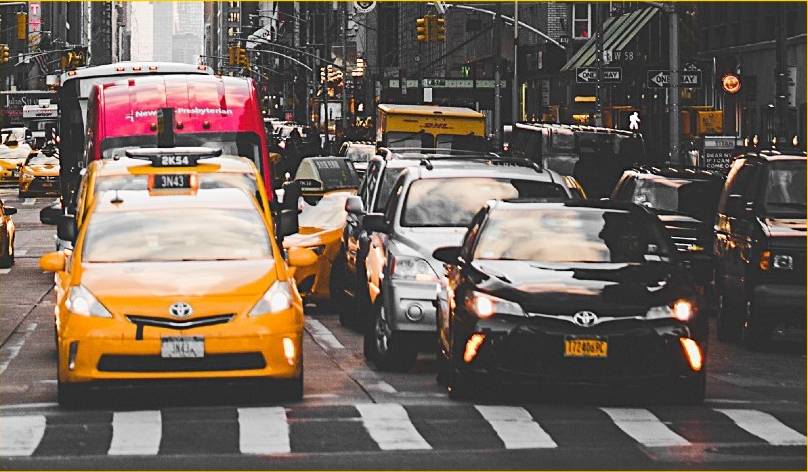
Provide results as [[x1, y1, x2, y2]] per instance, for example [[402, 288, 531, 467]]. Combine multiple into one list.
[[560, 7, 659, 72]]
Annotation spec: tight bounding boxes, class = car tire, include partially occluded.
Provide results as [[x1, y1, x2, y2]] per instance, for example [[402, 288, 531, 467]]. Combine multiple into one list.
[[279, 369, 304, 402], [742, 300, 771, 351], [447, 361, 478, 401], [669, 372, 706, 405], [0, 237, 12, 269], [716, 289, 741, 342], [364, 299, 417, 372], [57, 380, 87, 409]]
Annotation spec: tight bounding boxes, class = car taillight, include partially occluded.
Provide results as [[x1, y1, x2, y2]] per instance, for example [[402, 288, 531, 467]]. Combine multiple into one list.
[[464, 333, 486, 363], [679, 338, 703, 372]]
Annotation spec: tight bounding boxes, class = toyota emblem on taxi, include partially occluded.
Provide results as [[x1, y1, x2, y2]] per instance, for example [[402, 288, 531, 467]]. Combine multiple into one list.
[[572, 311, 598, 327], [169, 302, 193, 319]]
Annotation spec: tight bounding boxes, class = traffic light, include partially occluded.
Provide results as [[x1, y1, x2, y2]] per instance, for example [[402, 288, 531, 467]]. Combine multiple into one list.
[[416, 16, 430, 42], [16, 13, 27, 41], [352, 57, 365, 77], [227, 45, 238, 66], [0, 45, 8, 65], [237, 47, 249, 69], [434, 16, 446, 41], [320, 66, 326, 83]]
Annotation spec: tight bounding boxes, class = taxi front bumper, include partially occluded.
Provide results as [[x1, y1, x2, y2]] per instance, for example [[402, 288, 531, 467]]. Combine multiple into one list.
[[58, 310, 303, 383]]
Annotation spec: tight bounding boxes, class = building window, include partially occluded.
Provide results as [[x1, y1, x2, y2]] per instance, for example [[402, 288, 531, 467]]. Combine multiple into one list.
[[572, 4, 592, 39]]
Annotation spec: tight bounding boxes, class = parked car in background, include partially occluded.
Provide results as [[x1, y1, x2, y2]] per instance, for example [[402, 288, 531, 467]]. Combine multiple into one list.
[[433, 200, 707, 402], [612, 166, 725, 316], [0, 129, 34, 181], [714, 153, 806, 349], [360, 156, 573, 370], [19, 148, 60, 197]]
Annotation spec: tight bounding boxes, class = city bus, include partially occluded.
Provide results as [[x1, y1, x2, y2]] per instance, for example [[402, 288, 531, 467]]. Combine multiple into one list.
[[376, 104, 487, 151], [57, 62, 214, 210]]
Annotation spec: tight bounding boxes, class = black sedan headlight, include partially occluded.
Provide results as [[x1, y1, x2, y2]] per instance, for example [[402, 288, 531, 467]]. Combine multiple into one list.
[[463, 291, 525, 318]]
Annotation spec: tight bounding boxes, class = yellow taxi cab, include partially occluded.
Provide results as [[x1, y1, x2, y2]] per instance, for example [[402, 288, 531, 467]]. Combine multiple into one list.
[[283, 190, 354, 306], [39, 147, 315, 407], [293, 156, 360, 201], [19, 149, 60, 197], [74, 150, 272, 228], [0, 142, 33, 180]]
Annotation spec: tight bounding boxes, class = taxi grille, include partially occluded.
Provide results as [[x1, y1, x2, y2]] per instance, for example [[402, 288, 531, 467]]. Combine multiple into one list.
[[97, 353, 266, 372], [126, 314, 234, 330]]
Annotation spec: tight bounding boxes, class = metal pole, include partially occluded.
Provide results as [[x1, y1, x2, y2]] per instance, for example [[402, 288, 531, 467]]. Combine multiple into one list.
[[494, 4, 502, 147], [322, 7, 329, 154], [511, 1, 519, 123], [669, 4, 679, 163], [594, 4, 603, 126], [341, 3, 348, 136], [775, 4, 788, 146]]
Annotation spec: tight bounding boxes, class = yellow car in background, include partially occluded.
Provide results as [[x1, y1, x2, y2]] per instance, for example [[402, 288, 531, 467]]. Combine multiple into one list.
[[40, 147, 315, 407], [283, 190, 354, 307], [19, 150, 60, 197], [0, 144, 33, 181]]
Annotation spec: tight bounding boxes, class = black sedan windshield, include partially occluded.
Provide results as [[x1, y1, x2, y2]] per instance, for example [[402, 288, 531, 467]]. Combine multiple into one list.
[[475, 207, 673, 263]]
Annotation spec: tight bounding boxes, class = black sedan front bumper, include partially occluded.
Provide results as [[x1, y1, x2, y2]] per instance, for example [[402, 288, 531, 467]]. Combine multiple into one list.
[[457, 316, 703, 387]]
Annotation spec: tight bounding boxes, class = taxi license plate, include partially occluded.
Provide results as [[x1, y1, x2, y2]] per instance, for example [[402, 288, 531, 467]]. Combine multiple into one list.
[[563, 337, 608, 358], [152, 174, 192, 190], [161, 336, 204, 358]]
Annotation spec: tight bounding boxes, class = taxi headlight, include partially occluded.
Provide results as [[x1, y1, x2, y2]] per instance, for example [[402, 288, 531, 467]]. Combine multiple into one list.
[[391, 256, 438, 282], [249, 281, 294, 316], [464, 291, 525, 319], [646, 299, 693, 321], [65, 285, 112, 318]]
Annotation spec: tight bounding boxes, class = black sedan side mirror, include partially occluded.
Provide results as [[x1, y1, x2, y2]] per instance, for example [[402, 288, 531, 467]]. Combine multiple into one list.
[[363, 213, 390, 234], [40, 203, 62, 225], [279, 208, 299, 237], [345, 195, 364, 215], [56, 214, 77, 242], [433, 246, 462, 265]]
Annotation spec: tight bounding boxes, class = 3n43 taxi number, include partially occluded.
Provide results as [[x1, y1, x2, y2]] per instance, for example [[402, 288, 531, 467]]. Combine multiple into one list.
[[564, 338, 608, 358]]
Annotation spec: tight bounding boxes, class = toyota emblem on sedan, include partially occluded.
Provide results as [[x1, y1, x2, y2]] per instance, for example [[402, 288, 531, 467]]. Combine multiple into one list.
[[572, 311, 598, 327], [169, 302, 193, 319]]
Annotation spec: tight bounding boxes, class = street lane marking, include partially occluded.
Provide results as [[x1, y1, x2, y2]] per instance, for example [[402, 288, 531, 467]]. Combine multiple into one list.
[[0, 323, 38, 376], [475, 405, 557, 449], [22, 198, 36, 206], [108, 410, 161, 455], [356, 403, 431, 450], [304, 318, 345, 350], [0, 268, 10, 275], [0, 402, 59, 411], [238, 407, 290, 454], [714, 409, 806, 446], [0, 415, 46, 456], [600, 408, 690, 447], [15, 249, 27, 256]]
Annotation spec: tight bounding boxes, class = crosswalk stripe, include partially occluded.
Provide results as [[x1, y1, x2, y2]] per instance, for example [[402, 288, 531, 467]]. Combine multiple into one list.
[[600, 408, 690, 447], [0, 415, 46, 456], [238, 407, 290, 454], [475, 405, 557, 449], [714, 409, 806, 446], [108, 410, 161, 455], [355, 403, 431, 450]]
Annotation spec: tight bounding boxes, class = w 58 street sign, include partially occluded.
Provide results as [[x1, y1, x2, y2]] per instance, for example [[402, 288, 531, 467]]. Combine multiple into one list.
[[647, 69, 702, 88]]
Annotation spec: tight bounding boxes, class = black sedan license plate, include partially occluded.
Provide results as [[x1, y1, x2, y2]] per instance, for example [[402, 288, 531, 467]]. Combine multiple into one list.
[[152, 174, 192, 190], [161, 336, 204, 358], [564, 337, 608, 358]]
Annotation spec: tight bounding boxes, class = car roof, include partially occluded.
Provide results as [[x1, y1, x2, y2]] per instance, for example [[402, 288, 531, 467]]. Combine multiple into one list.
[[491, 199, 642, 213], [377, 104, 483, 118], [89, 155, 258, 178], [743, 152, 807, 162], [404, 158, 561, 183], [93, 187, 257, 213], [627, 165, 725, 181], [61, 62, 212, 84]]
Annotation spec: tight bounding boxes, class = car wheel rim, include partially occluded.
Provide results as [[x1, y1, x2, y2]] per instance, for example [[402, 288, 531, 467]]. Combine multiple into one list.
[[375, 305, 390, 355]]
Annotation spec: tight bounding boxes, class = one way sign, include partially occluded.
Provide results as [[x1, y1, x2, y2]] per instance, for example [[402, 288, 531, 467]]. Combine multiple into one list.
[[646, 69, 703, 88], [576, 67, 623, 84]]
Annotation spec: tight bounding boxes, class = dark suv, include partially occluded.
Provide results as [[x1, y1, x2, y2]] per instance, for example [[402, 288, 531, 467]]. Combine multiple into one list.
[[714, 153, 806, 348], [612, 166, 725, 316]]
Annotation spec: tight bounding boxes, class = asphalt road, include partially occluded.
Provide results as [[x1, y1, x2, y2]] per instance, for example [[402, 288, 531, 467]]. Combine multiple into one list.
[[0, 187, 805, 470]]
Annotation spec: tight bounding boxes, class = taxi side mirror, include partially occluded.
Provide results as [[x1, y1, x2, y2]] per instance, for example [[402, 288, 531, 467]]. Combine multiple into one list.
[[57, 214, 77, 242], [4, 206, 16, 216], [39, 251, 66, 272], [40, 203, 61, 225], [287, 246, 318, 267], [433, 246, 462, 265], [282, 180, 301, 212], [363, 213, 390, 234], [279, 209, 299, 237], [345, 195, 364, 215]]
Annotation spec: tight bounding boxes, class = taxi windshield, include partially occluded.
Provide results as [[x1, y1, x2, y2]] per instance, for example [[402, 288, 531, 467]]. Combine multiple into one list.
[[82, 208, 272, 262], [25, 154, 60, 166], [299, 193, 350, 229], [94, 173, 258, 197]]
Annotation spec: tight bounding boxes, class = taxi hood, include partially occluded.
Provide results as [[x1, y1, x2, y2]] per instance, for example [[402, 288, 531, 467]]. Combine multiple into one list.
[[80, 259, 277, 299]]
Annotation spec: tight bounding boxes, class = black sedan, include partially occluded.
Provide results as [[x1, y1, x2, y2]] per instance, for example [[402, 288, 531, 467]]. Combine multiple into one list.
[[432, 200, 707, 403]]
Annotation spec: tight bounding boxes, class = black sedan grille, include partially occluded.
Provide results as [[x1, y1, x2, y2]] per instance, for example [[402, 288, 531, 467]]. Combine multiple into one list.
[[126, 314, 234, 330], [97, 353, 266, 372]]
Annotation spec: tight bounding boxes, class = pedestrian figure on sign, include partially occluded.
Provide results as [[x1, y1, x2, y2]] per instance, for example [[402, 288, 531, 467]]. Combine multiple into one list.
[[629, 112, 641, 131]]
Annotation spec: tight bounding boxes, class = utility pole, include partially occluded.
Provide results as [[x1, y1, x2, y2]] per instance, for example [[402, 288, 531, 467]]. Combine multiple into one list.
[[511, 1, 519, 123], [594, 4, 603, 126], [341, 2, 348, 135], [668, 4, 679, 163], [493, 3, 502, 147], [322, 5, 329, 154]]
